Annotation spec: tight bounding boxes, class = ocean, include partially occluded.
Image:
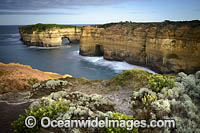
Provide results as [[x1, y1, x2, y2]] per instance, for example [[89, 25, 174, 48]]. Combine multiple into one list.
[[0, 25, 154, 80]]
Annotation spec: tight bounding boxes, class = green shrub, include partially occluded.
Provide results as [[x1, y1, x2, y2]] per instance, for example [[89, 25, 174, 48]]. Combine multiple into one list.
[[19, 24, 81, 34], [105, 112, 138, 133], [148, 74, 175, 92], [12, 98, 69, 133], [142, 93, 157, 106], [111, 69, 151, 87], [27, 77, 39, 85], [0, 71, 4, 76], [114, 70, 134, 86]]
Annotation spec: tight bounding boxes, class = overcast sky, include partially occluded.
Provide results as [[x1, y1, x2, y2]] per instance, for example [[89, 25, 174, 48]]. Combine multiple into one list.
[[0, 0, 200, 25]]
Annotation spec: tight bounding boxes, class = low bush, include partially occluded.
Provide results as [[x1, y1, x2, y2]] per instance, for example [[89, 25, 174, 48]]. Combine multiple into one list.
[[0, 71, 4, 76], [12, 98, 69, 133], [148, 74, 175, 92], [27, 77, 39, 85], [105, 112, 138, 133], [110, 69, 151, 88]]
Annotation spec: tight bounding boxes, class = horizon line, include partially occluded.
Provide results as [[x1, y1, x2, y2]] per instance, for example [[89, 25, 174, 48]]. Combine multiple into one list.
[[0, 19, 199, 26]]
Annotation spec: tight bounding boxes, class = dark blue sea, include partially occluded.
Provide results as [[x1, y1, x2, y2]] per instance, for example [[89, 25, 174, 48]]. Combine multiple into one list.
[[0, 25, 154, 80]]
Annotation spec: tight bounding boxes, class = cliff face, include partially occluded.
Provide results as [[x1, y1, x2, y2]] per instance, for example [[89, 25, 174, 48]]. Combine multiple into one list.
[[19, 21, 200, 74], [19, 27, 82, 47], [80, 21, 200, 74]]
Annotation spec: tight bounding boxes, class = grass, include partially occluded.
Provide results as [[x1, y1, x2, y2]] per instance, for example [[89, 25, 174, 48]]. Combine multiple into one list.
[[27, 77, 39, 85], [19, 23, 81, 34], [108, 68, 151, 90], [0, 84, 10, 93], [0, 71, 4, 76], [96, 20, 200, 29]]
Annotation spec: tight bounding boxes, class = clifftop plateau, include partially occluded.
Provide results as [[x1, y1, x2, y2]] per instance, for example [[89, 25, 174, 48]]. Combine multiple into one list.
[[19, 24, 82, 47]]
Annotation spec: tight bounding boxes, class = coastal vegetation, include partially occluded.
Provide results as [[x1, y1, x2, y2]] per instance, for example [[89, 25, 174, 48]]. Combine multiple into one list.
[[148, 74, 175, 92], [1, 62, 200, 132], [0, 71, 4, 76], [109, 69, 151, 90], [105, 112, 138, 133], [130, 71, 200, 132], [97, 20, 200, 28], [27, 77, 39, 85], [12, 91, 138, 133], [10, 69, 200, 132], [12, 98, 69, 133], [19, 23, 80, 34]]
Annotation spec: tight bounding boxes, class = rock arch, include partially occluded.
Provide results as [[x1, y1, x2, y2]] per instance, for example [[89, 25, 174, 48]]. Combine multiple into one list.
[[61, 37, 71, 45]]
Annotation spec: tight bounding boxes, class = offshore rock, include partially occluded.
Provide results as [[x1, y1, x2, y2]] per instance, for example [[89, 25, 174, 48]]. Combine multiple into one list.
[[19, 26, 81, 47]]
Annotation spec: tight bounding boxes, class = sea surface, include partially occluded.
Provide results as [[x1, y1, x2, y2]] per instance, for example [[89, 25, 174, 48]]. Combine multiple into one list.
[[0, 25, 155, 80]]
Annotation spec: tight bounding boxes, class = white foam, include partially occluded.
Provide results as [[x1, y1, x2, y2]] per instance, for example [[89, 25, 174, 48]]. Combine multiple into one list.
[[0, 33, 20, 37], [10, 33, 20, 37], [0, 33, 20, 42], [28, 45, 71, 49], [73, 51, 155, 74]]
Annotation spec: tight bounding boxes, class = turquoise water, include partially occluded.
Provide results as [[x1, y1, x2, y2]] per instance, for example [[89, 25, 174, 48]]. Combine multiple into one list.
[[0, 25, 154, 80]]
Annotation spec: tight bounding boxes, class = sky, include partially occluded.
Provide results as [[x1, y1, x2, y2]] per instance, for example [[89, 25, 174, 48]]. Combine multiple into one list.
[[0, 0, 200, 25]]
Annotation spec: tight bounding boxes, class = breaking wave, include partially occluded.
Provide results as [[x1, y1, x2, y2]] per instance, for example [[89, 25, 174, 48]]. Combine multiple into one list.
[[73, 50, 155, 74]]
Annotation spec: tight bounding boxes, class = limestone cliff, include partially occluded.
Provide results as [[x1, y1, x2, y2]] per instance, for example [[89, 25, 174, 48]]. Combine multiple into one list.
[[80, 21, 200, 74], [19, 24, 82, 47], [19, 21, 200, 74]]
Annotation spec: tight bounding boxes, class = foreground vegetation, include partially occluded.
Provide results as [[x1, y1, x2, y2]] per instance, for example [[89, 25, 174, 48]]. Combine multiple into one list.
[[4, 67, 199, 132], [12, 91, 138, 133]]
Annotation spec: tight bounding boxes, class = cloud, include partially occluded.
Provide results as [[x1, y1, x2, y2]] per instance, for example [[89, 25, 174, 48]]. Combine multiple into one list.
[[0, 11, 77, 15], [0, 0, 145, 10]]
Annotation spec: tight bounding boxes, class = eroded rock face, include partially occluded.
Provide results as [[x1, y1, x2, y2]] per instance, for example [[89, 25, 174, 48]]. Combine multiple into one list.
[[19, 21, 200, 74], [19, 27, 82, 47], [80, 21, 200, 74]]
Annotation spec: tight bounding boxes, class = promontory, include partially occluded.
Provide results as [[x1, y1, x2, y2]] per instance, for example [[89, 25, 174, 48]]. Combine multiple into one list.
[[19, 21, 200, 74]]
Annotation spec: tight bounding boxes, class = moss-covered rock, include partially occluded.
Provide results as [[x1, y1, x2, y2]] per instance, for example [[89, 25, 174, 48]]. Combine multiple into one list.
[[108, 68, 151, 90]]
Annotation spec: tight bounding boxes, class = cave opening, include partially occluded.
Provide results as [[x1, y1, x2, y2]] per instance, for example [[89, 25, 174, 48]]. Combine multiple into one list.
[[61, 37, 70, 45], [95, 45, 104, 56]]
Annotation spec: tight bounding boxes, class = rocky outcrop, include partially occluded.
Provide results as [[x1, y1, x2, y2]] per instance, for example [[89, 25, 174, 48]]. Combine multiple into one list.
[[80, 21, 200, 74], [19, 21, 200, 74], [19, 26, 82, 47]]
